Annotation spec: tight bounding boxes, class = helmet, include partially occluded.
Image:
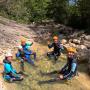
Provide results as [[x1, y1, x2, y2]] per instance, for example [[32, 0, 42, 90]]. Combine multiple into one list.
[[21, 37, 26, 43], [5, 52, 12, 57], [53, 36, 58, 40], [18, 46, 23, 49], [67, 47, 77, 53]]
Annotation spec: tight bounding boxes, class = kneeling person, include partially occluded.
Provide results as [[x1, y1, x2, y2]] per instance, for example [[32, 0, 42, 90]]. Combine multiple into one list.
[[47, 36, 64, 61], [16, 45, 36, 66], [21, 39, 36, 60]]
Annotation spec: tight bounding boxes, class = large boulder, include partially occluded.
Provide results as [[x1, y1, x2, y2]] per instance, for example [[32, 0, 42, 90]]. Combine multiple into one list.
[[72, 39, 81, 44], [84, 35, 90, 41], [78, 45, 87, 50], [77, 49, 90, 63], [77, 49, 90, 74], [61, 39, 67, 45], [69, 42, 76, 48], [83, 40, 90, 49], [88, 58, 90, 74]]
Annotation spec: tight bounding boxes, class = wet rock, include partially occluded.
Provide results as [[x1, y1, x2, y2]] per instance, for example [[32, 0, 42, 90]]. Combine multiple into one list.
[[61, 39, 67, 45], [77, 49, 90, 63], [83, 41, 90, 49], [78, 45, 87, 50], [69, 42, 76, 47], [84, 35, 90, 41], [73, 39, 81, 44]]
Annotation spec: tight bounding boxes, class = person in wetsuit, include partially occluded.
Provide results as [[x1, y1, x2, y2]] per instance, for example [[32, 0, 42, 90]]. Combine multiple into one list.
[[57, 47, 78, 80], [47, 36, 64, 61]]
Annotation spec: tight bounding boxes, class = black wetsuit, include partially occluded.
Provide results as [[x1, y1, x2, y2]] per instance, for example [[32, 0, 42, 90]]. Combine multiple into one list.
[[47, 42, 63, 60], [60, 57, 77, 80]]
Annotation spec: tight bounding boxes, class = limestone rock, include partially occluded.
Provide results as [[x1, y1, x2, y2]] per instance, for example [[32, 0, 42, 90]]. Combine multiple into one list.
[[61, 39, 67, 45], [84, 35, 90, 41], [79, 45, 87, 50], [77, 49, 90, 63], [83, 41, 90, 49], [73, 39, 81, 44]]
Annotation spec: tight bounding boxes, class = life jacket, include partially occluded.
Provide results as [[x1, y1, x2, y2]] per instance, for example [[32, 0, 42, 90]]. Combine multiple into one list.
[[3, 59, 13, 74], [22, 44, 27, 51], [22, 42, 32, 51]]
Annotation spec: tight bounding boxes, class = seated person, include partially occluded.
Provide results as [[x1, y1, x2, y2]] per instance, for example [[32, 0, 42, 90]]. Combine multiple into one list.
[[3, 51, 23, 82], [47, 36, 64, 61], [58, 47, 78, 80], [21, 39, 36, 60], [42, 47, 77, 81], [16, 45, 35, 66]]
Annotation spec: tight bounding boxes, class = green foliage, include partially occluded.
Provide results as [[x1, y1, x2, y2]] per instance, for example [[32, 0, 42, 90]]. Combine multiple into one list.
[[47, 0, 68, 24], [0, 0, 90, 32], [0, 0, 49, 23], [67, 4, 82, 28], [24, 0, 49, 23], [77, 0, 90, 31]]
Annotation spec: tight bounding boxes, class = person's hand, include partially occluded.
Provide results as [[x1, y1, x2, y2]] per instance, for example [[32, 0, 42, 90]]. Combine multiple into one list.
[[59, 75, 64, 79]]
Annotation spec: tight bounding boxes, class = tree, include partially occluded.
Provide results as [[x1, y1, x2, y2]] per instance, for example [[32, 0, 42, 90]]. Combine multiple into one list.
[[78, 0, 90, 31], [67, 0, 81, 28], [47, 0, 68, 24], [25, 0, 49, 22], [0, 0, 49, 23]]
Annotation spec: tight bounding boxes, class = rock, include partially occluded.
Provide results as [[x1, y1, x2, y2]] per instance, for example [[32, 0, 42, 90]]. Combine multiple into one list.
[[73, 39, 81, 44], [64, 44, 70, 48], [79, 45, 87, 50], [69, 42, 76, 47], [77, 49, 90, 63], [88, 58, 90, 74], [84, 35, 90, 41], [83, 40, 90, 49], [61, 39, 67, 45]]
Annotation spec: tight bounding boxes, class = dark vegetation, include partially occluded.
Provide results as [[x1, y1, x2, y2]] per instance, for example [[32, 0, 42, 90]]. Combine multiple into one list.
[[0, 0, 90, 33]]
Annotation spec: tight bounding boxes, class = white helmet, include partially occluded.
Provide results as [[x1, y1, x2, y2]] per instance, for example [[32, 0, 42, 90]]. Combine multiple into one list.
[[5, 49, 12, 57], [5, 52, 12, 57]]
